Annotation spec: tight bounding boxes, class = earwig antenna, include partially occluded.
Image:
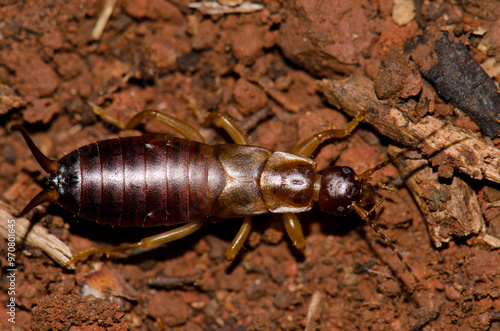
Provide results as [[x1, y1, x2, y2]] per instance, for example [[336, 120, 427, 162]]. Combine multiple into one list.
[[352, 202, 420, 283], [359, 159, 392, 179], [352, 120, 470, 283]]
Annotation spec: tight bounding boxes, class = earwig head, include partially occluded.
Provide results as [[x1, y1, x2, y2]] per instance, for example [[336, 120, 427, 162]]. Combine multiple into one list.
[[317, 160, 396, 215], [318, 166, 363, 215]]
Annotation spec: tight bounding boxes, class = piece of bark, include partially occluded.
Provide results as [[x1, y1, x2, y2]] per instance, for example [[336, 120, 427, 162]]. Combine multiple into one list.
[[407, 29, 500, 138], [316, 75, 500, 184], [0, 202, 73, 268], [316, 75, 491, 246], [388, 146, 483, 247]]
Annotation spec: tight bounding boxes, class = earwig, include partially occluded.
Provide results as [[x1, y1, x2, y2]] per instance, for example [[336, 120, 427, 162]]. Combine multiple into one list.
[[12, 109, 419, 282]]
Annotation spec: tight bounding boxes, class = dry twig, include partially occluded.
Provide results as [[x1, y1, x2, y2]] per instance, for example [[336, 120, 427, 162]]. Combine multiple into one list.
[[189, 1, 264, 15], [92, 0, 119, 40], [0, 202, 73, 268], [305, 291, 325, 331]]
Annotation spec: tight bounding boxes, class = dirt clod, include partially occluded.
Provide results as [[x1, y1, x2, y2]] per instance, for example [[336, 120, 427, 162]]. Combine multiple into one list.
[[31, 290, 129, 330], [374, 50, 422, 100]]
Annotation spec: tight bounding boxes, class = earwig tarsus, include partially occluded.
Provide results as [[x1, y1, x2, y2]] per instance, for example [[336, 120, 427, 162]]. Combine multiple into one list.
[[12, 108, 419, 282]]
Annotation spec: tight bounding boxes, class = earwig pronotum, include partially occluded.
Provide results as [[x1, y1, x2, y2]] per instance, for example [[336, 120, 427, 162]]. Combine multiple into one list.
[[12, 109, 418, 282]]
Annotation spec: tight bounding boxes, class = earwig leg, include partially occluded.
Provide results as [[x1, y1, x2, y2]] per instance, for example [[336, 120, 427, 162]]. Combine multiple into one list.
[[364, 197, 386, 219], [65, 221, 203, 267], [225, 216, 252, 261], [89, 102, 126, 130], [283, 213, 306, 251], [201, 112, 253, 259], [351, 203, 419, 283], [90, 103, 206, 143], [125, 109, 206, 143], [203, 111, 249, 145], [184, 96, 248, 145], [292, 109, 366, 156]]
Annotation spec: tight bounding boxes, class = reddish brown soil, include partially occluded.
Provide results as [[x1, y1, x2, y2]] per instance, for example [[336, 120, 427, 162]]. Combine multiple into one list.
[[1, 1, 500, 330]]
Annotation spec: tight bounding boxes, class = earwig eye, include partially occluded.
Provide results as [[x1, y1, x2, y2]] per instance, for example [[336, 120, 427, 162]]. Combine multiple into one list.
[[342, 167, 352, 174], [318, 166, 361, 215]]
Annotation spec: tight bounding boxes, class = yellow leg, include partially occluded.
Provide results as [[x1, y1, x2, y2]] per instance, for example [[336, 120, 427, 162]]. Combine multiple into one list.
[[283, 213, 306, 252], [201, 112, 253, 259], [283, 111, 366, 253], [66, 222, 203, 267], [203, 111, 249, 145], [91, 103, 205, 143], [225, 216, 252, 261], [185, 96, 249, 145], [91, 103, 248, 145], [125, 109, 205, 143], [292, 109, 365, 156]]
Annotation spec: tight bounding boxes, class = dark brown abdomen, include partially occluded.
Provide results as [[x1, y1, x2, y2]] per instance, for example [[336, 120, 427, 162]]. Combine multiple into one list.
[[55, 136, 227, 227]]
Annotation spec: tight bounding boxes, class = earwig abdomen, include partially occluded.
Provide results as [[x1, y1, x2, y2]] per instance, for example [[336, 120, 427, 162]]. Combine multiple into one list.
[[52, 136, 228, 227], [19, 130, 320, 226]]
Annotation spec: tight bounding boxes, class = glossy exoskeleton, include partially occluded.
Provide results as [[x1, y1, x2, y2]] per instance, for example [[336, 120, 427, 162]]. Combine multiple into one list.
[[12, 109, 417, 281]]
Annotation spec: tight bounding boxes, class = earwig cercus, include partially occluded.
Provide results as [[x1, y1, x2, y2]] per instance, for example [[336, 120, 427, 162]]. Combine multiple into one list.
[[12, 108, 419, 282]]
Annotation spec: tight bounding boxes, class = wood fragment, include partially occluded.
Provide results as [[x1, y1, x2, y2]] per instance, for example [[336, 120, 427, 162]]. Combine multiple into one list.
[[0, 202, 73, 268], [388, 146, 484, 247], [217, 0, 243, 6], [316, 75, 491, 246], [480, 234, 500, 248], [189, 1, 264, 15], [148, 274, 202, 289], [305, 291, 325, 331], [316, 75, 500, 184], [92, 0, 119, 40], [237, 106, 273, 132], [257, 76, 300, 113]]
